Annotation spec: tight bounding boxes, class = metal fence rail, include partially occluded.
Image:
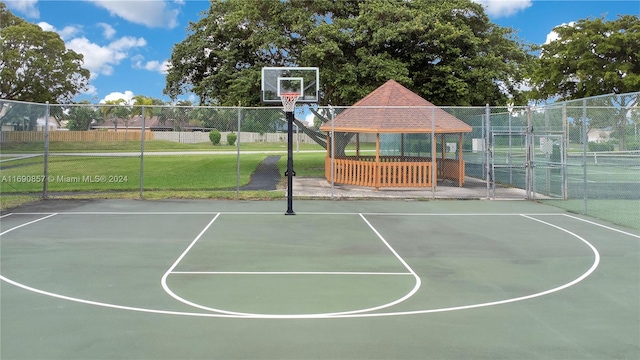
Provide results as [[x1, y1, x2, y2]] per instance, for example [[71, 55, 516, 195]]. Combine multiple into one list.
[[1, 94, 638, 229]]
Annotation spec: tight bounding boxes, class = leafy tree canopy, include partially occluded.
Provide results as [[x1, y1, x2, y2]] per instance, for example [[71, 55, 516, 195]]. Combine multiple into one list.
[[530, 15, 640, 102], [66, 101, 98, 131], [0, 2, 90, 103], [529, 15, 640, 150], [164, 0, 535, 106]]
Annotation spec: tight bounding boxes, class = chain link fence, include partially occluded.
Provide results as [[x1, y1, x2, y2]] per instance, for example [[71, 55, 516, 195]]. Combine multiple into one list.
[[1, 94, 638, 229]]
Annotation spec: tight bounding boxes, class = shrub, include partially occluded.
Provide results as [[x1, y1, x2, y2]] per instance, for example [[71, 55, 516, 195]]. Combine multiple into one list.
[[209, 129, 221, 145], [227, 132, 237, 146], [587, 142, 613, 152], [626, 141, 640, 151]]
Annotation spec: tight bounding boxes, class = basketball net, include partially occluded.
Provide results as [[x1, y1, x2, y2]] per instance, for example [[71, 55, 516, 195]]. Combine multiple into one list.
[[280, 93, 300, 112]]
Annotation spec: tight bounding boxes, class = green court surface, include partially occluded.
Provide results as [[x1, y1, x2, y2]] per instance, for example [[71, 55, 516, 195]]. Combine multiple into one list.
[[1, 199, 639, 359]]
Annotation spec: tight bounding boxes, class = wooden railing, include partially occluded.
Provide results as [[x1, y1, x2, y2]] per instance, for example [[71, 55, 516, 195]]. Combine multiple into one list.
[[325, 155, 465, 188], [326, 156, 433, 188], [439, 158, 465, 186]]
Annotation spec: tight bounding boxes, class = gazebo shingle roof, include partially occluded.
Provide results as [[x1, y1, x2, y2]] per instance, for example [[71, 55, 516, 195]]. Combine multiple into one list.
[[320, 80, 472, 134]]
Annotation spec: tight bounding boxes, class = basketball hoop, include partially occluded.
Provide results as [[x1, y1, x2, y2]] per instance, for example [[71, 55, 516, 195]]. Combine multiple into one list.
[[280, 92, 300, 112]]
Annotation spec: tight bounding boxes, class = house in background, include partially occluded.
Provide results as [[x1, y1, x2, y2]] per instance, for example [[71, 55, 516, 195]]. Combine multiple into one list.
[[1, 115, 60, 131], [91, 115, 164, 131], [587, 128, 612, 143]]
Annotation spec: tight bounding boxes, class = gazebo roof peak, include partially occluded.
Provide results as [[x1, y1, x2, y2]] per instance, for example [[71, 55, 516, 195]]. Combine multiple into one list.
[[320, 80, 472, 134], [353, 79, 436, 107]]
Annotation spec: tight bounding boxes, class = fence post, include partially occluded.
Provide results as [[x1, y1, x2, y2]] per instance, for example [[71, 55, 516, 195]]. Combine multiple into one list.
[[330, 106, 335, 198], [431, 107, 436, 198], [236, 108, 241, 198], [562, 103, 568, 200], [43, 101, 50, 199], [525, 106, 532, 200], [139, 106, 145, 199], [485, 104, 491, 199], [582, 99, 588, 215]]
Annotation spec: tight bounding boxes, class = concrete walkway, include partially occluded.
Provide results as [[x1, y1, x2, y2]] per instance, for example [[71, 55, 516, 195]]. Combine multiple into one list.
[[292, 176, 530, 200]]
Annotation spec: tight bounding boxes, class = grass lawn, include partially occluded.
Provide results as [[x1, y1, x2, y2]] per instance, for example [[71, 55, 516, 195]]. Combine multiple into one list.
[[0, 140, 327, 153], [1, 139, 330, 210], [1, 154, 282, 192]]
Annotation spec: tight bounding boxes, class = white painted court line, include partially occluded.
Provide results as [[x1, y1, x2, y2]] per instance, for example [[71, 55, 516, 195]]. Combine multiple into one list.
[[171, 271, 412, 275], [326, 214, 602, 319], [161, 213, 422, 318], [160, 214, 232, 314], [6, 211, 560, 216], [7, 211, 226, 215], [562, 214, 640, 239], [0, 212, 603, 319], [0, 274, 240, 318], [0, 213, 58, 236]]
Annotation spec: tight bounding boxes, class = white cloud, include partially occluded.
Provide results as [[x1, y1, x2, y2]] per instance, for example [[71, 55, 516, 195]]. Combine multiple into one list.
[[4, 0, 40, 18], [36, 22, 146, 78], [36, 21, 54, 32], [103, 91, 136, 104], [37, 22, 82, 41], [131, 56, 167, 73], [97, 23, 116, 39], [88, 0, 180, 29], [132, 55, 170, 74], [82, 84, 98, 97], [305, 112, 315, 126], [544, 22, 576, 45], [108, 36, 147, 51], [544, 31, 560, 45], [66, 36, 147, 78], [472, 0, 532, 18]]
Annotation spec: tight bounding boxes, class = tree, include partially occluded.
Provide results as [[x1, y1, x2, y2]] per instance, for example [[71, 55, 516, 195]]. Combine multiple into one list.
[[66, 100, 98, 130], [131, 95, 157, 129], [531, 15, 639, 101], [164, 0, 534, 152], [100, 99, 130, 132], [530, 15, 640, 150], [164, 0, 534, 107], [302, 0, 535, 106], [0, 3, 90, 103]]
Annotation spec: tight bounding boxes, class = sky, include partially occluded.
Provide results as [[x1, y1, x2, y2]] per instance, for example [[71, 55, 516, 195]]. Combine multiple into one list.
[[4, 0, 640, 105]]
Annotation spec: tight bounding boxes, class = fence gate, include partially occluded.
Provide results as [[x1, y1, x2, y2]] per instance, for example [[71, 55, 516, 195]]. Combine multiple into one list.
[[531, 134, 566, 199], [490, 131, 528, 198]]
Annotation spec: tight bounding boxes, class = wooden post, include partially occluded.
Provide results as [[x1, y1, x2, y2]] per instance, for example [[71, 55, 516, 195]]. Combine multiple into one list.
[[458, 133, 464, 187], [326, 133, 331, 181], [375, 133, 380, 191], [440, 134, 446, 181]]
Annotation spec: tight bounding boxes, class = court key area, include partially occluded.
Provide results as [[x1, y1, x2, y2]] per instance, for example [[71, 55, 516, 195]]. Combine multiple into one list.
[[1, 199, 639, 359]]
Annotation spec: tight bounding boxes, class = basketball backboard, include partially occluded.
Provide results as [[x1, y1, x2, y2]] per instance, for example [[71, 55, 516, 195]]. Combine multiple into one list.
[[261, 67, 319, 104]]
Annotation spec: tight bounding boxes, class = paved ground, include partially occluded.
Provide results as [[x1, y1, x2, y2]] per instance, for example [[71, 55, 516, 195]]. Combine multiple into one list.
[[292, 176, 529, 200], [2, 199, 637, 360], [240, 155, 528, 200], [240, 155, 282, 190]]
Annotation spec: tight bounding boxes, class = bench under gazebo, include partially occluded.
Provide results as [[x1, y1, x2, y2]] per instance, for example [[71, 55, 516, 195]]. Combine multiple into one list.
[[319, 80, 473, 190]]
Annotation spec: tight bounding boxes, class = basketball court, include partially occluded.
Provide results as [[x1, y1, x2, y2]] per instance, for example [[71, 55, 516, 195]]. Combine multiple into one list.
[[1, 198, 638, 359], [1, 65, 639, 359]]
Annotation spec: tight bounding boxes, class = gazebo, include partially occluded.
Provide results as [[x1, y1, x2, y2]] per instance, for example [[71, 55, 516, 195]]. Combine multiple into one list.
[[319, 80, 473, 190]]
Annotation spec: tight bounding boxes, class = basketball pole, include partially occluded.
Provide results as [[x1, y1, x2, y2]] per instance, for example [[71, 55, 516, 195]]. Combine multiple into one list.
[[285, 110, 295, 215]]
